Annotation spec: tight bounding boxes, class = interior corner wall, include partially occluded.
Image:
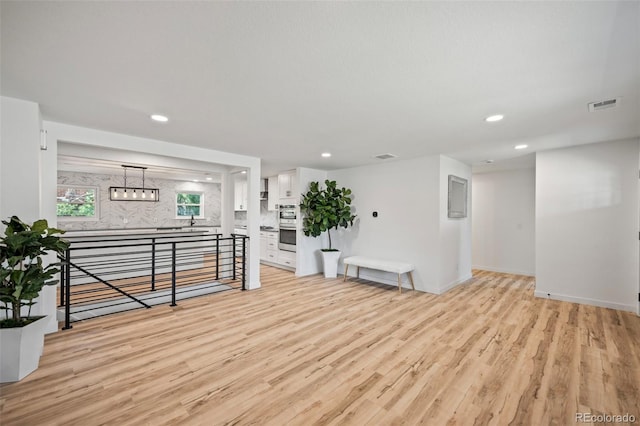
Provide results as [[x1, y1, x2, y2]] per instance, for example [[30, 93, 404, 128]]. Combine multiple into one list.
[[438, 156, 472, 293], [296, 167, 328, 276], [472, 168, 536, 276], [329, 156, 441, 293], [535, 138, 639, 312]]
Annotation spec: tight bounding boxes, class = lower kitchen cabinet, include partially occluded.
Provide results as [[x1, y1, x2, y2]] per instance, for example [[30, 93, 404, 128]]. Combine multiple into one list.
[[260, 232, 278, 260], [260, 234, 268, 259], [259, 231, 295, 269], [278, 250, 296, 268]]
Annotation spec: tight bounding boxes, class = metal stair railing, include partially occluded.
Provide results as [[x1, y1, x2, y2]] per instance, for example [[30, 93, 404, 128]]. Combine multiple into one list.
[[58, 233, 248, 329]]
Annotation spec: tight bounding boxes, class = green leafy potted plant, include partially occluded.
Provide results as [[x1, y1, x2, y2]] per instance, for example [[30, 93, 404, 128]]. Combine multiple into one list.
[[300, 180, 356, 278], [1, 216, 69, 382]]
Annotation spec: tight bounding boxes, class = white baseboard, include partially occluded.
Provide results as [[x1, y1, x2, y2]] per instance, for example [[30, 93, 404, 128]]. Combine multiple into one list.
[[260, 260, 295, 273], [440, 273, 473, 294], [472, 265, 535, 277], [347, 270, 439, 294], [347, 270, 471, 295], [533, 290, 636, 313]]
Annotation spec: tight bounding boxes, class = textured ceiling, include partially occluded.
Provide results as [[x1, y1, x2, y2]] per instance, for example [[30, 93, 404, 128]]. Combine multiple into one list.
[[2, 1, 639, 177]]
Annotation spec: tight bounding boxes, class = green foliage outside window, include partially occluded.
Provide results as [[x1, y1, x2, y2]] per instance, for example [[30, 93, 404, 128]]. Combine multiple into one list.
[[176, 192, 203, 217], [56, 187, 97, 218]]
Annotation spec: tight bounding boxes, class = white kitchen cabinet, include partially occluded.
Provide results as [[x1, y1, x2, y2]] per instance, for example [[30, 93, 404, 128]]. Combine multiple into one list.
[[260, 231, 268, 260], [266, 232, 279, 263], [260, 231, 280, 264], [278, 170, 298, 202], [278, 249, 296, 268], [267, 176, 279, 211], [234, 176, 247, 211]]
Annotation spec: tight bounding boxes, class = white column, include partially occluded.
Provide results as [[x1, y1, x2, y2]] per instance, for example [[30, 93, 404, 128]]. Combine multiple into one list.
[[1, 96, 59, 333], [246, 166, 261, 289]]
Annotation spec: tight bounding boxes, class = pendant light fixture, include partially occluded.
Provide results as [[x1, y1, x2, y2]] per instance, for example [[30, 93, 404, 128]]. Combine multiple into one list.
[[109, 165, 159, 202]]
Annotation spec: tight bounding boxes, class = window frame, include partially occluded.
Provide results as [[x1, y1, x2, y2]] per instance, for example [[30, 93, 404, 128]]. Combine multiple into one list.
[[56, 185, 100, 221], [175, 191, 205, 219]]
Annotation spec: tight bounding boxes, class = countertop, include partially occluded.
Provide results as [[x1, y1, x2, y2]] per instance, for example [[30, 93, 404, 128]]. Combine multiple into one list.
[[234, 225, 279, 232], [235, 226, 279, 232], [63, 226, 220, 238], [260, 227, 278, 233]]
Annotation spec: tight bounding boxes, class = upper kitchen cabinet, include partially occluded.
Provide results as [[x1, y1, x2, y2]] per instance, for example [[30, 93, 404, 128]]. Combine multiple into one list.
[[278, 170, 298, 202], [234, 175, 248, 211], [267, 176, 279, 211]]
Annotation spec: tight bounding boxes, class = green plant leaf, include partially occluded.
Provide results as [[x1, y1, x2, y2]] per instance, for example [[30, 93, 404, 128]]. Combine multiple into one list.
[[1, 216, 70, 324], [299, 180, 357, 251]]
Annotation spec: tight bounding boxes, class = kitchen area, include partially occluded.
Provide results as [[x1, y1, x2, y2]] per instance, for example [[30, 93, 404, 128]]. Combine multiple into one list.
[[233, 170, 299, 271], [56, 144, 301, 277]]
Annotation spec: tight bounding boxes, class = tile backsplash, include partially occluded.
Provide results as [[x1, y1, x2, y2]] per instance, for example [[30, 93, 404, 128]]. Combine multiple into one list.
[[234, 201, 278, 228], [58, 171, 221, 230]]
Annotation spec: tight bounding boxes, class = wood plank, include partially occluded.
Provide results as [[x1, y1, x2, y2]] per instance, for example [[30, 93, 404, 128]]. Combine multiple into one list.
[[1, 267, 638, 425]]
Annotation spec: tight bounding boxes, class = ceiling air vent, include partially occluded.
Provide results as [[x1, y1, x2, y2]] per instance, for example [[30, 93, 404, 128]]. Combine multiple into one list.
[[374, 153, 397, 160], [588, 97, 621, 112]]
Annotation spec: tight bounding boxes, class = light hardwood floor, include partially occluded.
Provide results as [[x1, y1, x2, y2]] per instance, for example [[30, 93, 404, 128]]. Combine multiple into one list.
[[1, 266, 639, 425]]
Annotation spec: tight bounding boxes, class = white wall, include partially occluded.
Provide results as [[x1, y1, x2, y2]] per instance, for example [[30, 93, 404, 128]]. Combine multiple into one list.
[[438, 156, 473, 292], [536, 139, 639, 312], [1, 97, 41, 223], [1, 97, 59, 333], [329, 156, 442, 293], [472, 168, 535, 276]]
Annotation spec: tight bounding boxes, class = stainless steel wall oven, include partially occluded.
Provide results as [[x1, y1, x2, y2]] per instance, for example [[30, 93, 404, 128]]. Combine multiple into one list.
[[279, 204, 297, 252]]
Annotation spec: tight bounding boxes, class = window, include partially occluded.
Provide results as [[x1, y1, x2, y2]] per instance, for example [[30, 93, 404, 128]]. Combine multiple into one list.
[[176, 192, 204, 218], [57, 186, 98, 220]]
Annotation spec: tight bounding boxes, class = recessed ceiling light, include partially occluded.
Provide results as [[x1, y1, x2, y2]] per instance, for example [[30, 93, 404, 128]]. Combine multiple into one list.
[[205, 176, 213, 181], [241, 170, 247, 174], [514, 144, 528, 150], [485, 114, 504, 122], [150, 114, 169, 122], [321, 152, 331, 158], [193, 179, 199, 182]]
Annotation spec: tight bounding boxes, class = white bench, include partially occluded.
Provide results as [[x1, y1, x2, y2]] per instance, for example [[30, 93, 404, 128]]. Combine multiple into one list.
[[343, 256, 415, 293]]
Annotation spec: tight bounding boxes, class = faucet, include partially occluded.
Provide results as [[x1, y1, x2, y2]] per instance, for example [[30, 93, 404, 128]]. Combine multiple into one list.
[[190, 215, 195, 227]]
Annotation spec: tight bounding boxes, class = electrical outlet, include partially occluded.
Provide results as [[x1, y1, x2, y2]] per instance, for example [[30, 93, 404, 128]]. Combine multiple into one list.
[[123, 218, 128, 224], [153, 217, 158, 223]]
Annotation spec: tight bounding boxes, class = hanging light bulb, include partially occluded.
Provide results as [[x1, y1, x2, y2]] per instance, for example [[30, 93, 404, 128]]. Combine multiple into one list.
[[123, 167, 128, 198], [110, 165, 158, 201]]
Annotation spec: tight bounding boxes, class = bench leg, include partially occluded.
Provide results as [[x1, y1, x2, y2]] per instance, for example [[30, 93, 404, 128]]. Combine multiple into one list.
[[408, 271, 415, 291], [356, 266, 360, 279], [344, 264, 349, 282], [397, 274, 402, 293]]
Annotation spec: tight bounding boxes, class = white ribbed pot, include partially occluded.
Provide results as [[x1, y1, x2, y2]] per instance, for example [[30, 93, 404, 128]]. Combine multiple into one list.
[[321, 250, 341, 278], [0, 316, 47, 383]]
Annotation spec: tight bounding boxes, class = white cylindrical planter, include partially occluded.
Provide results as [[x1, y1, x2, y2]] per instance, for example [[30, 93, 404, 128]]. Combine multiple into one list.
[[321, 250, 341, 278]]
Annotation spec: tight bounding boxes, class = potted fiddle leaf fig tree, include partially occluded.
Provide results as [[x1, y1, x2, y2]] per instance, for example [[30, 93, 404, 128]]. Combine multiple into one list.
[[0, 216, 70, 382], [300, 180, 356, 278]]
